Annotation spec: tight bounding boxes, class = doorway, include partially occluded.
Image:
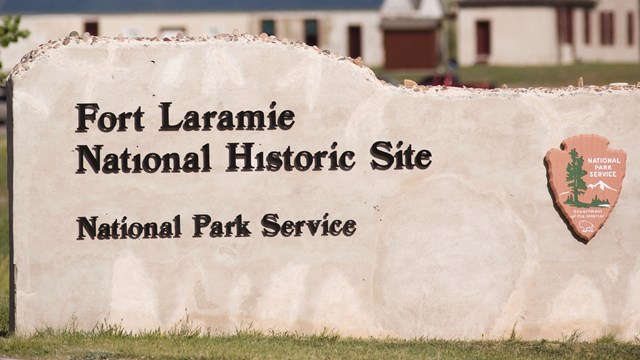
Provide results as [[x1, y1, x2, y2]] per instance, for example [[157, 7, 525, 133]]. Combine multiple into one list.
[[475, 20, 491, 64]]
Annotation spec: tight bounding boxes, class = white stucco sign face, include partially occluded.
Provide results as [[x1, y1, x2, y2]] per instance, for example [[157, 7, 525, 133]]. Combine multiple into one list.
[[8, 34, 640, 340]]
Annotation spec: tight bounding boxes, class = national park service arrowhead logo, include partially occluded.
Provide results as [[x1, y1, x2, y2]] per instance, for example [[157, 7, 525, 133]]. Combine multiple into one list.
[[545, 135, 627, 242]]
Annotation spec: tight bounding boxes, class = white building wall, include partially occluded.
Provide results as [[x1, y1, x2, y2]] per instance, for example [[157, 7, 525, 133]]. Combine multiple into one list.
[[457, 0, 640, 66], [456, 10, 476, 66], [574, 0, 640, 63], [457, 7, 558, 66], [1, 10, 384, 74], [329, 11, 384, 66], [99, 13, 252, 38], [245, 11, 383, 66]]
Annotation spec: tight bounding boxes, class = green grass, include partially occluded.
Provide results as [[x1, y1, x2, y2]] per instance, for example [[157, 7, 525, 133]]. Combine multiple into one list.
[[378, 63, 640, 88], [0, 126, 640, 358], [0, 328, 638, 360], [459, 63, 640, 88]]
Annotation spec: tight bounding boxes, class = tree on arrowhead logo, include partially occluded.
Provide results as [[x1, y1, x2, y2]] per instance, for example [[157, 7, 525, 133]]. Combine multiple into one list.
[[545, 135, 627, 242]]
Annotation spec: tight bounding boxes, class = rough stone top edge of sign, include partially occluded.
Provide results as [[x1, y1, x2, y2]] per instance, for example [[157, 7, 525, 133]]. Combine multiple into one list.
[[8, 32, 640, 98]]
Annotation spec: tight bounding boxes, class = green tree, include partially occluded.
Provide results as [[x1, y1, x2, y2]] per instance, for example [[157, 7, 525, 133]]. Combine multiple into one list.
[[565, 148, 587, 206], [0, 16, 30, 71]]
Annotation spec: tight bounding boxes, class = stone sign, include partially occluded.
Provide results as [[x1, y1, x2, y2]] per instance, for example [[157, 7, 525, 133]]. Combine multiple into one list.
[[8, 34, 640, 340]]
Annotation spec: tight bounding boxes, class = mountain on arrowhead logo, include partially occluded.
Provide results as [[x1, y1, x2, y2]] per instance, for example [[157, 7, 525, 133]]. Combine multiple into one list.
[[586, 180, 617, 192], [545, 135, 627, 242]]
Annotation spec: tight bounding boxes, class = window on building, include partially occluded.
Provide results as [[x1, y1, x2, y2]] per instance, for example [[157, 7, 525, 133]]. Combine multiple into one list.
[[475, 20, 491, 63], [600, 12, 615, 45], [305, 19, 319, 46], [628, 12, 635, 45], [84, 21, 99, 36], [348, 25, 362, 58], [557, 7, 574, 44], [584, 9, 591, 44], [261, 19, 275, 36]]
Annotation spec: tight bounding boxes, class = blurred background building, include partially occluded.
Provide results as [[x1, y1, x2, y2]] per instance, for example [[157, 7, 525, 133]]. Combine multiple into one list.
[[456, 0, 640, 65], [0, 0, 637, 80], [0, 0, 447, 71]]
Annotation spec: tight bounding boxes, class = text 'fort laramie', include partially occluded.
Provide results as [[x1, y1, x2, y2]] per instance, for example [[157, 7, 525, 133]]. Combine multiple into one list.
[[74, 101, 433, 174]]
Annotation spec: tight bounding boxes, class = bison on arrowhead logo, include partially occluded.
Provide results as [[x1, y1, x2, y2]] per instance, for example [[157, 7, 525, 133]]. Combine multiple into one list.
[[545, 135, 627, 242]]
